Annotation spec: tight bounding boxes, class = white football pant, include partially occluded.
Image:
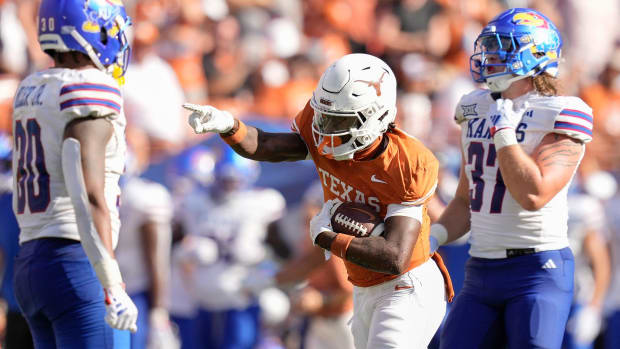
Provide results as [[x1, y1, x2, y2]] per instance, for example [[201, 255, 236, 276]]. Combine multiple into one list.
[[351, 258, 447, 349]]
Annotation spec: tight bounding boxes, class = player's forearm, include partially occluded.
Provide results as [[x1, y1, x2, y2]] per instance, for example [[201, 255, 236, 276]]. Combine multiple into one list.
[[585, 232, 611, 308], [224, 123, 307, 162], [141, 222, 168, 308], [347, 235, 414, 275], [89, 198, 115, 257], [436, 195, 471, 244], [149, 273, 166, 309], [316, 231, 415, 275], [590, 261, 611, 308], [497, 146, 547, 211], [275, 247, 325, 284]]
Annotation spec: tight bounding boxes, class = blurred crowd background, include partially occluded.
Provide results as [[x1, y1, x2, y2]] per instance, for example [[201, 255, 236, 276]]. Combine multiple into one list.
[[0, 0, 619, 348]]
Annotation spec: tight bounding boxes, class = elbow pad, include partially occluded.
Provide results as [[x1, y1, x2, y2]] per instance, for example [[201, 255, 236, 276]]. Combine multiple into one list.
[[61, 138, 122, 288]]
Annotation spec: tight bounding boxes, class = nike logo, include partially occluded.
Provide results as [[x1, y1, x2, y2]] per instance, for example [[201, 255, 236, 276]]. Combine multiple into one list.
[[394, 285, 412, 291], [371, 175, 387, 184]]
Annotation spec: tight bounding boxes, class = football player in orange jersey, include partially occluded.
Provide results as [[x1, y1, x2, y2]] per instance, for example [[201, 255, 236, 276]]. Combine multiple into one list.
[[184, 53, 453, 349]]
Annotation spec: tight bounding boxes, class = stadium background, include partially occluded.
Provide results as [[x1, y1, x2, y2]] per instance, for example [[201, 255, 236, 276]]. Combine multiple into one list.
[[0, 0, 619, 348]]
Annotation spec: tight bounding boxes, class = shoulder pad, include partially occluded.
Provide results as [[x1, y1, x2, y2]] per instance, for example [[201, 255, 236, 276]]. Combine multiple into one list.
[[454, 89, 492, 124], [540, 96, 593, 143], [291, 101, 313, 133], [59, 69, 122, 119], [390, 138, 439, 205]]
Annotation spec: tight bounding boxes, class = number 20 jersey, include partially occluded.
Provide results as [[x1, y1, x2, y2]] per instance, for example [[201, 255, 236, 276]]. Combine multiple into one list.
[[455, 89, 593, 258], [11, 68, 126, 245]]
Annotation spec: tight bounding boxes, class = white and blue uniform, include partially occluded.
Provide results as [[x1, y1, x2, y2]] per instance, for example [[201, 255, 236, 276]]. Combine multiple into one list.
[[566, 195, 606, 306], [458, 91, 592, 258], [177, 186, 285, 349], [116, 177, 173, 349], [562, 194, 607, 349], [440, 90, 593, 349], [604, 195, 620, 349], [12, 68, 127, 348]]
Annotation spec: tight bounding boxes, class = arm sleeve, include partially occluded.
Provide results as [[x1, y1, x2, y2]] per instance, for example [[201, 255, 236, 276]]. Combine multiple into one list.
[[61, 138, 122, 288], [386, 203, 424, 224], [291, 102, 313, 160]]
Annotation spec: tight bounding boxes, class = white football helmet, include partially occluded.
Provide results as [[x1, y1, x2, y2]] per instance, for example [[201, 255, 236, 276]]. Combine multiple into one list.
[[310, 53, 397, 160]]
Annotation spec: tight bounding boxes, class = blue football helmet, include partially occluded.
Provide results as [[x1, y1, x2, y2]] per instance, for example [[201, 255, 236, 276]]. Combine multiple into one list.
[[470, 8, 562, 92], [173, 145, 216, 188], [38, 0, 132, 79], [214, 147, 260, 189]]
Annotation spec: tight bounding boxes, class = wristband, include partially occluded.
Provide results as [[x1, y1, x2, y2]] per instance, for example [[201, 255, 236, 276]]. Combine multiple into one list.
[[221, 119, 247, 145], [330, 234, 354, 259], [493, 128, 518, 150], [430, 223, 448, 246], [93, 258, 123, 288]]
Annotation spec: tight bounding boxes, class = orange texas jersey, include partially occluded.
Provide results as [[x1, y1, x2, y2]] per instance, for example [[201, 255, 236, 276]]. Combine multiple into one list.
[[292, 101, 439, 287]]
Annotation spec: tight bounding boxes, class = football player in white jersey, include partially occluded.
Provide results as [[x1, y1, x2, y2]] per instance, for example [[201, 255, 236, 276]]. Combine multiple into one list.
[[176, 147, 285, 349], [604, 188, 620, 349], [562, 188, 611, 349], [12, 0, 137, 348], [429, 8, 594, 348], [168, 145, 219, 349], [115, 145, 179, 349]]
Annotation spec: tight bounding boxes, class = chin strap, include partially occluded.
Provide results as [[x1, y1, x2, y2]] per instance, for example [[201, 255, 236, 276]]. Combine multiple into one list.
[[486, 70, 535, 92], [486, 56, 561, 92], [110, 64, 126, 86]]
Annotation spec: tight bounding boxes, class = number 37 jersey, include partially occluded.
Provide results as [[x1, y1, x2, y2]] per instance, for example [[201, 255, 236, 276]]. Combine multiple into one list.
[[455, 89, 592, 258], [11, 68, 126, 245]]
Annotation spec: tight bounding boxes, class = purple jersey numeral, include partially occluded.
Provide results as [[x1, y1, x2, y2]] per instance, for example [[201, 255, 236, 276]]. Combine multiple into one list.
[[467, 142, 506, 214], [486, 144, 506, 214], [14, 119, 50, 214], [14, 121, 27, 214], [468, 142, 485, 212]]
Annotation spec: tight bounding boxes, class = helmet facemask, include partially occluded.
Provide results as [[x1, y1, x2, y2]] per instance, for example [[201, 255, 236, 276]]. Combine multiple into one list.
[[470, 33, 537, 92], [311, 107, 390, 161]]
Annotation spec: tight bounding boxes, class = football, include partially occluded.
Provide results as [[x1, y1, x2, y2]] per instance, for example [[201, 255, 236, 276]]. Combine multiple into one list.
[[331, 202, 384, 238]]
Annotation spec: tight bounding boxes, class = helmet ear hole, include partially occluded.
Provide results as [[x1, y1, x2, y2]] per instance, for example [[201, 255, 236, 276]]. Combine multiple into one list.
[[100, 27, 108, 45]]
